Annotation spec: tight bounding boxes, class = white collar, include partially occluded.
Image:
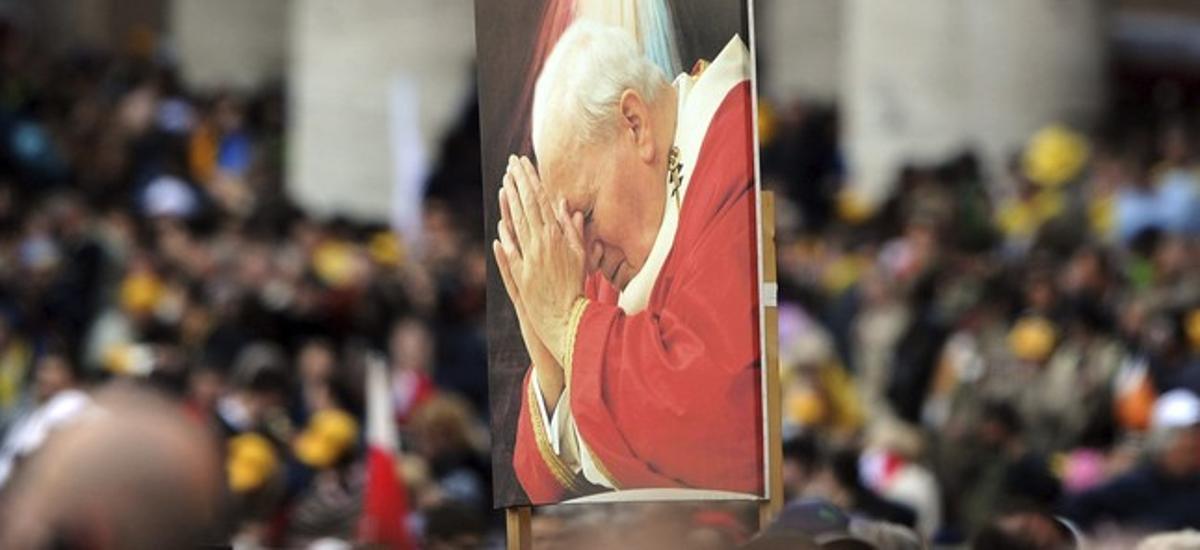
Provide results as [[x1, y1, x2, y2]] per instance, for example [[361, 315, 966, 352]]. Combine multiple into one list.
[[617, 36, 750, 314]]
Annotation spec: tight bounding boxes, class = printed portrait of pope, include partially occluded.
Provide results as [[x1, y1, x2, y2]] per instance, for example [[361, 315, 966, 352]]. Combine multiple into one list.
[[491, 19, 763, 503]]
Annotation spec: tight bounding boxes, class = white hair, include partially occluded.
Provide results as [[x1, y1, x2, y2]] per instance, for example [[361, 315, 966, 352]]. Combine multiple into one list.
[[531, 20, 670, 158]]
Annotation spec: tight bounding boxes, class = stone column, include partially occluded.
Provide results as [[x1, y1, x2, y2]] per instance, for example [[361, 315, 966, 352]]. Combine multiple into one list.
[[286, 0, 476, 224], [755, 0, 843, 104], [841, 0, 1108, 204], [962, 0, 1108, 191], [169, 0, 289, 91]]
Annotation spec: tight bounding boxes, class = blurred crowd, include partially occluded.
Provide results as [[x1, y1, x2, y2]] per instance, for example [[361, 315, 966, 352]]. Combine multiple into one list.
[[0, 22, 495, 549], [758, 92, 1200, 547], [1, 12, 1200, 550]]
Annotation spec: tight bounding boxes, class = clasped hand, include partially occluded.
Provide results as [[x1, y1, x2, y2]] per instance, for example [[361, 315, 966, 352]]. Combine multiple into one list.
[[492, 156, 587, 406]]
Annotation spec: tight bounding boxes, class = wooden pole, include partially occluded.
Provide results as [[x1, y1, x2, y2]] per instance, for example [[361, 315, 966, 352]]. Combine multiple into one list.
[[758, 191, 784, 528], [506, 506, 532, 550]]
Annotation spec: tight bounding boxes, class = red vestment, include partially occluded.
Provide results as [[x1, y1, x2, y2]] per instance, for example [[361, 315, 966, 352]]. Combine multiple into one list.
[[513, 81, 763, 503]]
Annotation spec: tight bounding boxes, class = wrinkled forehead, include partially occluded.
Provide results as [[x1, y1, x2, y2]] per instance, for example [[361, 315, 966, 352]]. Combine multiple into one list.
[[535, 136, 604, 208]]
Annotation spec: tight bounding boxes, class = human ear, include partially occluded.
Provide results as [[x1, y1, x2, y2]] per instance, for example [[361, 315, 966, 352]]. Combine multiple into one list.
[[619, 89, 655, 163]]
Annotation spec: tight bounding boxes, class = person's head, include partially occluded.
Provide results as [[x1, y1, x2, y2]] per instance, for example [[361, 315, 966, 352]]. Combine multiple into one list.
[[34, 344, 78, 402], [424, 502, 486, 550], [422, 199, 463, 266], [0, 387, 222, 550], [1023, 269, 1058, 313], [978, 400, 1023, 450], [187, 365, 223, 411], [847, 519, 922, 550], [230, 342, 288, 412], [390, 317, 433, 372], [1148, 426, 1200, 478], [829, 447, 865, 493], [782, 435, 822, 499], [213, 93, 244, 133], [1061, 246, 1110, 296], [747, 499, 874, 550], [296, 338, 336, 385], [531, 20, 676, 290], [1160, 121, 1192, 166], [410, 394, 478, 459], [1153, 234, 1189, 282], [972, 510, 1078, 550]]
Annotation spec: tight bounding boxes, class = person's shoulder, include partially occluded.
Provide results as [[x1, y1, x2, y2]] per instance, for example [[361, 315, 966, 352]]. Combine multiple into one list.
[[43, 390, 92, 422], [691, 35, 749, 94]]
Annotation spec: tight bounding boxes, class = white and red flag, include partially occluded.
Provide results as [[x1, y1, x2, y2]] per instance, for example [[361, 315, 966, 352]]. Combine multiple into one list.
[[359, 355, 414, 549]]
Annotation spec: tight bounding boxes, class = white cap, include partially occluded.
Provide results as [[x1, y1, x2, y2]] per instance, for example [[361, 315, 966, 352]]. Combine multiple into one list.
[[1152, 389, 1200, 429], [141, 175, 198, 218]]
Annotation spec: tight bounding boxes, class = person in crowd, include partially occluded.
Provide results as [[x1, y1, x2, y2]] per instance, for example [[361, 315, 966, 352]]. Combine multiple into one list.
[[779, 435, 917, 529], [972, 508, 1081, 550], [409, 393, 491, 513], [0, 386, 223, 549], [0, 343, 91, 488], [389, 317, 437, 425], [1063, 418, 1200, 530]]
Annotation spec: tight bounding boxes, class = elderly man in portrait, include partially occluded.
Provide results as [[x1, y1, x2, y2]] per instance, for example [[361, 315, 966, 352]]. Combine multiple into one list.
[[493, 20, 763, 502]]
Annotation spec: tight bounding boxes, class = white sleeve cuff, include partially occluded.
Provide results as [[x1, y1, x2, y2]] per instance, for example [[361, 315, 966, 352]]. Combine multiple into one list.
[[532, 374, 614, 489], [531, 374, 562, 455]]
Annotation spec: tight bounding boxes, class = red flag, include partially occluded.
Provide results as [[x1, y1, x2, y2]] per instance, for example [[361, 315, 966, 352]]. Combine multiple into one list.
[[359, 355, 414, 549]]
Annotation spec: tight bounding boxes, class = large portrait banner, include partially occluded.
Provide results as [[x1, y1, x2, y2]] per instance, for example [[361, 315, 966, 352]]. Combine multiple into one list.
[[476, 0, 767, 507]]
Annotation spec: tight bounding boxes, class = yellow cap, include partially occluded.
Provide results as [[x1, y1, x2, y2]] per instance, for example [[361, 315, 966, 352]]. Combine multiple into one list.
[[786, 387, 827, 426], [227, 433, 278, 493], [293, 409, 359, 469], [368, 231, 405, 267], [1023, 124, 1089, 187], [1009, 316, 1058, 363], [119, 271, 164, 315], [836, 188, 874, 224], [312, 241, 358, 288], [101, 344, 153, 377]]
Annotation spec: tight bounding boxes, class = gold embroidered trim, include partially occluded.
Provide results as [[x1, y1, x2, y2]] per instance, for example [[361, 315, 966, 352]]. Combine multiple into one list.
[[560, 297, 590, 382], [556, 296, 620, 490], [526, 377, 585, 493]]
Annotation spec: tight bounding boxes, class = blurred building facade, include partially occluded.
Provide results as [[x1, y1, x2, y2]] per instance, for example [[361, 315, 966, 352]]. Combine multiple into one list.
[[841, 0, 1108, 204], [4, 0, 1198, 222], [286, 0, 475, 224], [170, 0, 289, 91]]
